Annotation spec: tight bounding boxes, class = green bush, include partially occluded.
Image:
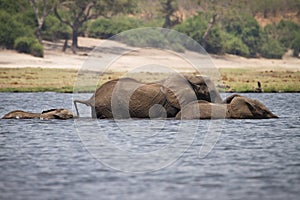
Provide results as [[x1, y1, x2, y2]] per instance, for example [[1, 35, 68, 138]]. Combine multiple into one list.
[[276, 20, 300, 48], [42, 15, 71, 41], [264, 20, 300, 50], [175, 12, 226, 54], [14, 37, 44, 57], [291, 34, 300, 57], [260, 38, 285, 59], [88, 17, 142, 39], [0, 11, 33, 49], [205, 27, 226, 54], [175, 12, 208, 44], [224, 34, 250, 57], [30, 42, 44, 57], [223, 14, 263, 57]]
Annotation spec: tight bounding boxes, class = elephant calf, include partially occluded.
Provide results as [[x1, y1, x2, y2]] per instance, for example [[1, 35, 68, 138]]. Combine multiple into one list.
[[2, 109, 74, 120], [176, 94, 278, 119]]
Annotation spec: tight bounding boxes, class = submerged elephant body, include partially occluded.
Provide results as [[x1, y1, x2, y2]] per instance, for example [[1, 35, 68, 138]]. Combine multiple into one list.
[[74, 75, 223, 119], [2, 109, 74, 120], [177, 95, 278, 119]]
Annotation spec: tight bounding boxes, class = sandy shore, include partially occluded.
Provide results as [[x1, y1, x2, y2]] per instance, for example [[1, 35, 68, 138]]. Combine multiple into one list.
[[0, 37, 299, 72]]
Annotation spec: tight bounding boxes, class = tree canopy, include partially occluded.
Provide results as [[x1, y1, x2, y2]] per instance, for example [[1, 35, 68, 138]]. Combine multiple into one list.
[[54, 0, 137, 52]]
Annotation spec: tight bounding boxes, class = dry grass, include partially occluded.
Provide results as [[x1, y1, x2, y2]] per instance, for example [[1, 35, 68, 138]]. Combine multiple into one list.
[[0, 67, 299, 93], [219, 68, 300, 92]]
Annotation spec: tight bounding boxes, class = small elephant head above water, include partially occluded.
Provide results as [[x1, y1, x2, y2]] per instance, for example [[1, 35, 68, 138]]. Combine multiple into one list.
[[2, 109, 74, 120]]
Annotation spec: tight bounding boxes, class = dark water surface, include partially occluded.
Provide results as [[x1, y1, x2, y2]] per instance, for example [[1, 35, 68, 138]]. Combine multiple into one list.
[[0, 93, 299, 200]]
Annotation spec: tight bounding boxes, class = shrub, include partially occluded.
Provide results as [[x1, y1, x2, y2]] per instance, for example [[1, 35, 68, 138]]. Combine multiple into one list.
[[30, 42, 44, 58], [264, 20, 300, 50], [0, 11, 32, 49], [205, 27, 226, 54], [224, 34, 250, 57], [175, 12, 208, 43], [175, 12, 226, 54], [14, 37, 44, 57], [276, 20, 300, 48], [223, 13, 263, 57], [260, 38, 285, 59], [88, 17, 142, 39], [115, 28, 186, 52], [291, 34, 300, 57]]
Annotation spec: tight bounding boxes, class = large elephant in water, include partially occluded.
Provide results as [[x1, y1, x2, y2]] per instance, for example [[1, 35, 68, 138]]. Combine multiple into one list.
[[2, 109, 74, 120], [74, 74, 223, 119], [176, 94, 278, 119]]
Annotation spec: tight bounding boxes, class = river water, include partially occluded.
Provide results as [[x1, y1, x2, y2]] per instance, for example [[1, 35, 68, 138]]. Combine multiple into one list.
[[0, 92, 299, 200]]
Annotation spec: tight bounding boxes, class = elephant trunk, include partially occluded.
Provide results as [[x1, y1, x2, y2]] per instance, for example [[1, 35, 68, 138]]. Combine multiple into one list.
[[73, 99, 95, 117]]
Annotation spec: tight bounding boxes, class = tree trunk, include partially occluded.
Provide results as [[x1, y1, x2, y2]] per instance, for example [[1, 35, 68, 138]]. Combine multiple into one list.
[[201, 14, 217, 50], [36, 28, 43, 44], [71, 28, 79, 54], [62, 39, 68, 52]]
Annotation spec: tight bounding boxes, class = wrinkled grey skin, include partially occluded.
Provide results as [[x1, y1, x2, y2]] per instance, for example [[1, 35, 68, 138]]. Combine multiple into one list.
[[2, 109, 74, 120], [74, 75, 223, 119], [176, 94, 278, 119]]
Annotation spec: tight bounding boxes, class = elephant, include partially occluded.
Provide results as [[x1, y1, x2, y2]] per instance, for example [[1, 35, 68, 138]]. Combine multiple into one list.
[[176, 94, 278, 119], [74, 74, 223, 119], [2, 109, 74, 120]]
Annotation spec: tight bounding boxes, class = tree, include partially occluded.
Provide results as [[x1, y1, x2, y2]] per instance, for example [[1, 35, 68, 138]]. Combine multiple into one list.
[[29, 0, 56, 43], [159, 0, 180, 28], [54, 0, 136, 53]]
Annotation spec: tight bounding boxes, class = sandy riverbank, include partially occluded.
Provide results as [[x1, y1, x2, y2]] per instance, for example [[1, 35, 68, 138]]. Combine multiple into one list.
[[0, 37, 299, 72]]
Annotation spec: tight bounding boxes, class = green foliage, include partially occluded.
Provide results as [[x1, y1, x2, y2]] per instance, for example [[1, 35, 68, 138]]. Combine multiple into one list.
[[88, 17, 142, 39], [0, 0, 31, 14], [30, 42, 44, 58], [291, 34, 300, 57], [55, 0, 138, 49], [205, 26, 226, 54], [116, 28, 186, 52], [276, 20, 299, 48], [260, 37, 285, 59], [175, 12, 226, 53], [223, 14, 263, 57], [175, 12, 207, 43], [118, 28, 166, 48], [14, 37, 44, 57], [264, 20, 300, 58], [0, 11, 34, 49], [224, 33, 250, 57], [42, 15, 71, 41]]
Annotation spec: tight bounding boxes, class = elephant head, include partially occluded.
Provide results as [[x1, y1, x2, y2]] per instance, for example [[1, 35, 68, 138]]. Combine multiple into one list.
[[162, 74, 223, 111], [225, 95, 278, 119]]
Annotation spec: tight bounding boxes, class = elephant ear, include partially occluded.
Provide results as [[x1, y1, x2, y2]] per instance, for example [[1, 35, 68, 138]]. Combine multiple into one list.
[[184, 75, 223, 103], [202, 76, 223, 103], [163, 74, 198, 110]]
